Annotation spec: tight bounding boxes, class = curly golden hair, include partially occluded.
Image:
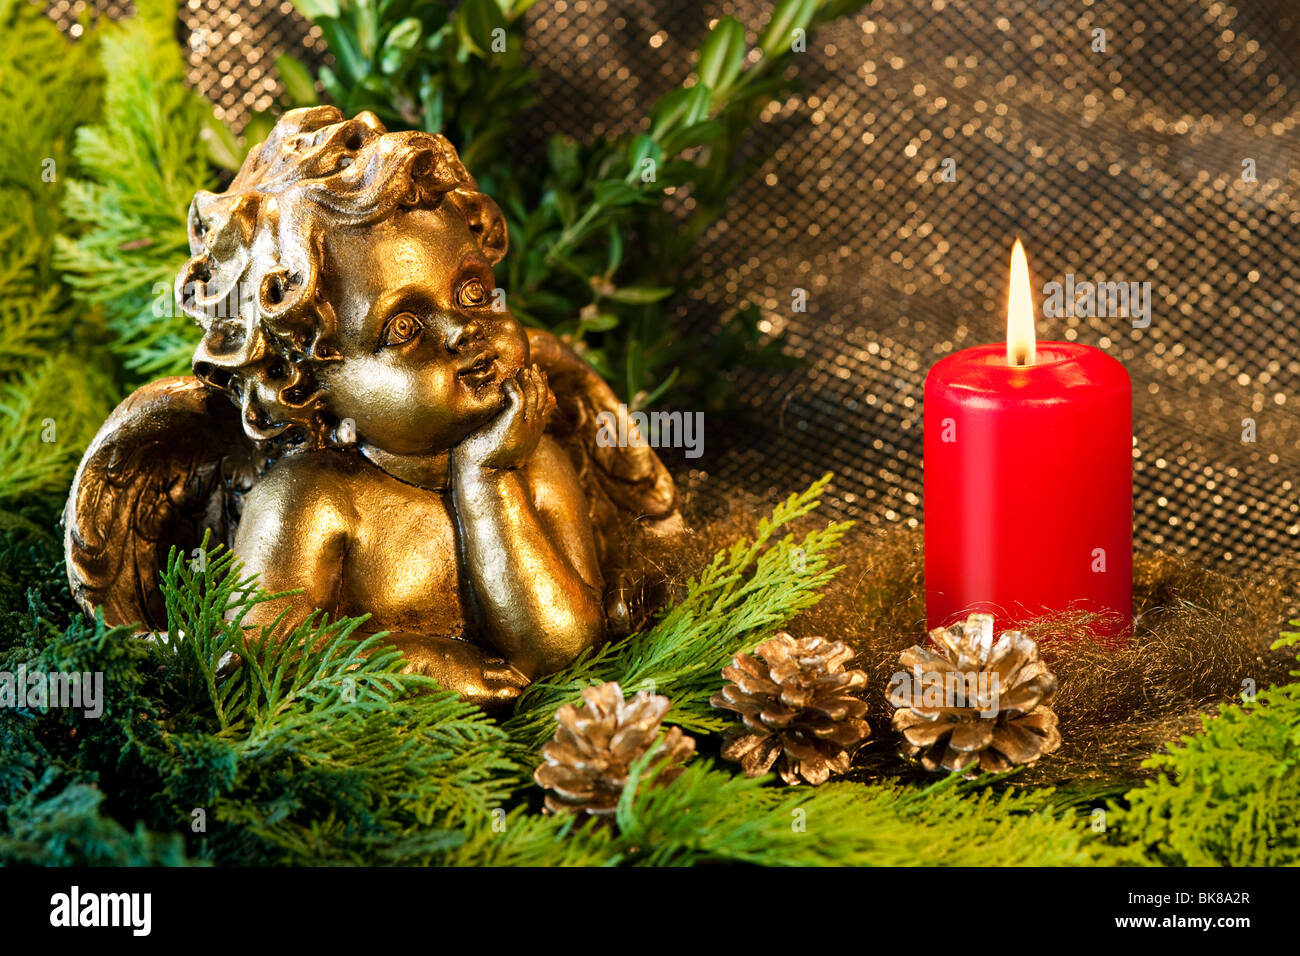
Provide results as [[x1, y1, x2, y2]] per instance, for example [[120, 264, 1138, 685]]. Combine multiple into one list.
[[176, 106, 506, 445]]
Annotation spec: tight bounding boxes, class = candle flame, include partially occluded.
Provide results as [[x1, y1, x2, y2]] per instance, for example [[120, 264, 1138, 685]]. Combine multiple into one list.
[[1007, 238, 1036, 366]]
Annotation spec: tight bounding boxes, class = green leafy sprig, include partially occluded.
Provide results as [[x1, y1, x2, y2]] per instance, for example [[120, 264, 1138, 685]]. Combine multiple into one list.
[[292, 0, 870, 410]]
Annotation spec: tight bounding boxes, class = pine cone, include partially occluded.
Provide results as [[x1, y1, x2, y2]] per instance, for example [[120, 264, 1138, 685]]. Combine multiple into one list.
[[711, 633, 871, 786], [534, 682, 695, 816], [889, 613, 1061, 776]]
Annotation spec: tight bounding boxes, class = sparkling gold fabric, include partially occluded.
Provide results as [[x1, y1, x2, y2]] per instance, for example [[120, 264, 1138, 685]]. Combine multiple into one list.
[[45, 0, 1300, 573]]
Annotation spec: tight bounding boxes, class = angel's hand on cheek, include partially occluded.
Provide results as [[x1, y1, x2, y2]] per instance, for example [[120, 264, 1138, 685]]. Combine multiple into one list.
[[452, 365, 555, 472]]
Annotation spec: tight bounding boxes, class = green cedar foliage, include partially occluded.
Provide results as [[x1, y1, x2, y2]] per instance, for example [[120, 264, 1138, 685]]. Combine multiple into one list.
[[0, 478, 1130, 867], [594, 759, 1130, 867], [0, 0, 101, 356], [0, 358, 116, 521], [0, 783, 191, 866], [1113, 624, 1300, 866], [0, 0, 234, 518], [54, 0, 221, 380], [0, 0, 113, 515], [505, 473, 851, 752], [1, 526, 525, 866]]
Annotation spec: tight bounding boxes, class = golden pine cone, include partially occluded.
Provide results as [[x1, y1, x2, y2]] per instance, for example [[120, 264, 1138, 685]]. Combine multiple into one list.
[[534, 681, 695, 816], [711, 632, 871, 786], [889, 613, 1062, 777]]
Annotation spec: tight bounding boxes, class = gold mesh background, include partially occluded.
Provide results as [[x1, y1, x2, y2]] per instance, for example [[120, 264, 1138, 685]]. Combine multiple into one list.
[[44, 0, 1300, 573]]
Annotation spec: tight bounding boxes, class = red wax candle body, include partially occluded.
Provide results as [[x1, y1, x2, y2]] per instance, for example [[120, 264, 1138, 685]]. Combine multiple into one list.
[[923, 342, 1132, 639]]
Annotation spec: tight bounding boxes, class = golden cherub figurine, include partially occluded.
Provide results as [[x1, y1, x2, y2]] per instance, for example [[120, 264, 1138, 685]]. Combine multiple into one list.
[[64, 106, 681, 709]]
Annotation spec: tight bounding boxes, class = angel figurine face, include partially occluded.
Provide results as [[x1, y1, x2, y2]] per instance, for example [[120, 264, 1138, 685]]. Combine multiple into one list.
[[65, 107, 681, 710], [314, 203, 528, 456]]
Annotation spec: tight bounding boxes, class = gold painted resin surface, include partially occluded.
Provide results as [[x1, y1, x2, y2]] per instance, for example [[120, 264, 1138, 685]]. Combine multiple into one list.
[[65, 107, 681, 709]]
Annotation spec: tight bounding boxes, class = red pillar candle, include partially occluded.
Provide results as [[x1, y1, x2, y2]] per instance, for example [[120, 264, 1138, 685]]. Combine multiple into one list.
[[923, 240, 1133, 640]]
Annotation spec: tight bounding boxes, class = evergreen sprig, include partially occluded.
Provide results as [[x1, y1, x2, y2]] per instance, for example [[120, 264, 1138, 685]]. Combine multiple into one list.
[[0, 0, 113, 516], [0, 0, 102, 335], [54, 0, 222, 380], [0, 782, 191, 866], [0, 357, 116, 515], [0, 479, 1297, 866], [1112, 622, 1300, 866], [146, 540, 523, 862], [601, 757, 1129, 867], [505, 473, 851, 751]]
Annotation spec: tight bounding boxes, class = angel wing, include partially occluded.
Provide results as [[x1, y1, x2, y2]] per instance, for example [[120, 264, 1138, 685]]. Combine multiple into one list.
[[63, 376, 262, 631], [526, 328, 684, 636]]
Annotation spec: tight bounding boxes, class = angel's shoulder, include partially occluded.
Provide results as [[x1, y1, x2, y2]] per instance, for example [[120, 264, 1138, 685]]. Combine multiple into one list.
[[242, 448, 371, 521]]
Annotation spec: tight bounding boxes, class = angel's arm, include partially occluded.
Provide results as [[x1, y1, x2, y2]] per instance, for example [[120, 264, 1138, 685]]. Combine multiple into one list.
[[523, 328, 682, 636], [453, 448, 605, 677], [452, 370, 605, 678]]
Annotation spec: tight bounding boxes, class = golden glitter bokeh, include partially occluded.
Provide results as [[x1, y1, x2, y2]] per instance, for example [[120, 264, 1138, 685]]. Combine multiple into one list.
[[521, 1, 1300, 573], [42, 0, 1300, 572]]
